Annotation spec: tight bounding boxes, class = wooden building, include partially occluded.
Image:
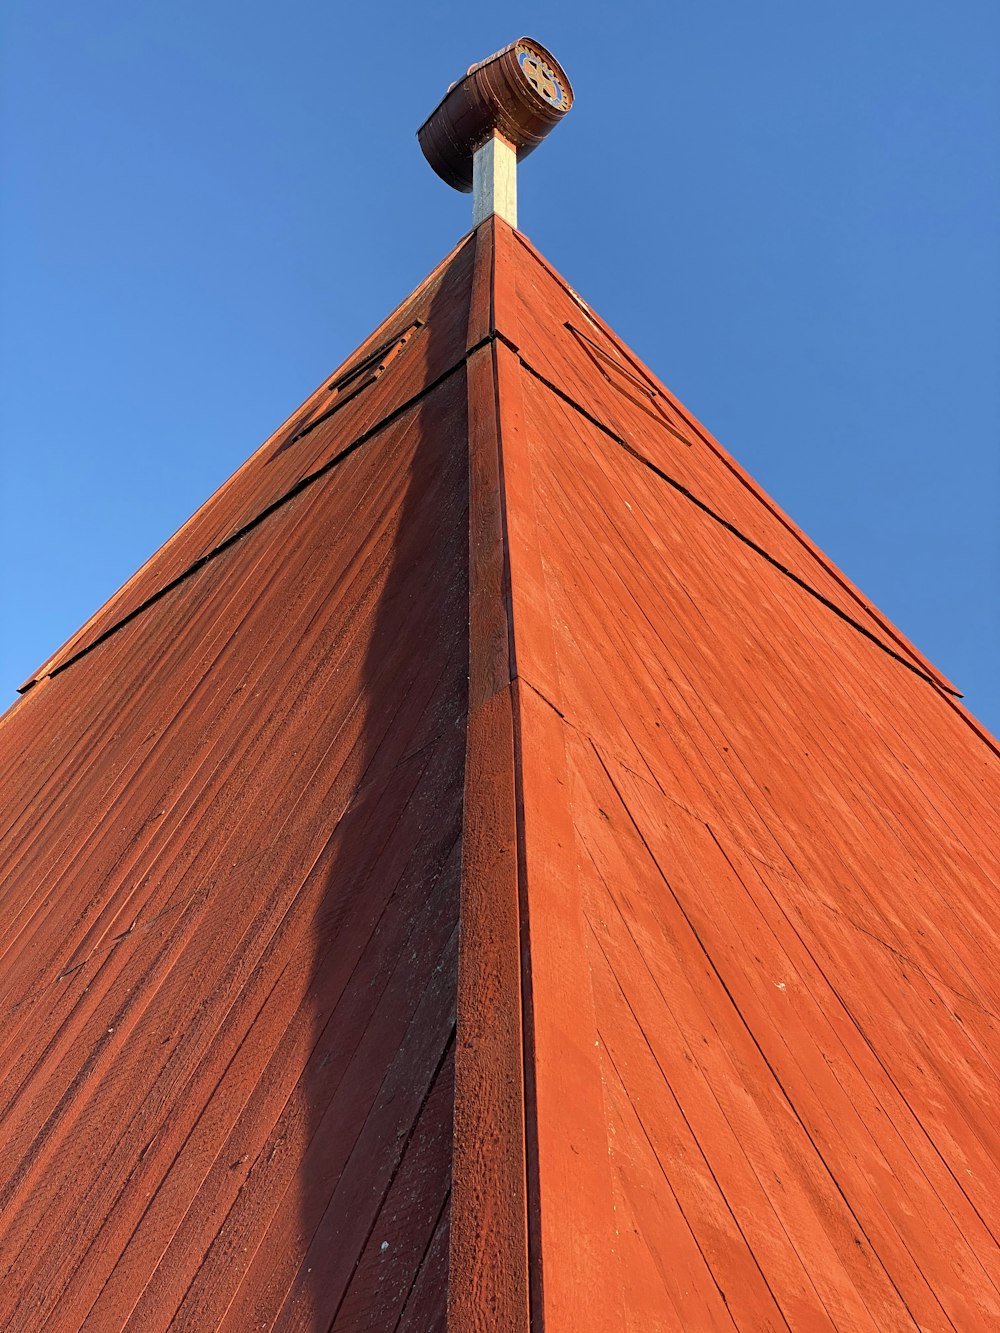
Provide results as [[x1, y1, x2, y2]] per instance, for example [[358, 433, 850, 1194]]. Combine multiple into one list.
[[1, 42, 998, 1332]]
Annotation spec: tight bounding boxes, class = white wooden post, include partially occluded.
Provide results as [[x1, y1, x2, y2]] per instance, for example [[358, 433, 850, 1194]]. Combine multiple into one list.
[[472, 131, 517, 228]]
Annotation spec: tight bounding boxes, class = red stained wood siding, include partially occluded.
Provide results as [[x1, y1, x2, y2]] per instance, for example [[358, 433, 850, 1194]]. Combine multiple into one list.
[[2, 214, 998, 1330], [17, 234, 477, 694], [487, 218, 1000, 1329], [0, 242, 475, 1329]]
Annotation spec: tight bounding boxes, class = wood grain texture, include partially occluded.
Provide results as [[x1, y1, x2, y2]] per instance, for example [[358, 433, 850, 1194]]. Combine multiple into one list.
[[2, 213, 998, 1332], [17, 233, 477, 693], [505, 224, 960, 698], [0, 258, 472, 1330], [447, 268, 529, 1328], [505, 277, 1000, 1327], [492, 290, 625, 1327]]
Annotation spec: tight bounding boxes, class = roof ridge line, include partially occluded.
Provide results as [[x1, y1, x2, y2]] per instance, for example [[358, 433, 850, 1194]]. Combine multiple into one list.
[[448, 229, 530, 1321], [450, 216, 625, 1327]]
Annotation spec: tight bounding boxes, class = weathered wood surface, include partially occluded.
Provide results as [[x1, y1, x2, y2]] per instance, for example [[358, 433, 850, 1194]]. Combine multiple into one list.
[[1, 213, 998, 1331], [17, 234, 477, 693], [0, 245, 473, 1327], [446, 222, 529, 1331], [495, 233, 1000, 1326]]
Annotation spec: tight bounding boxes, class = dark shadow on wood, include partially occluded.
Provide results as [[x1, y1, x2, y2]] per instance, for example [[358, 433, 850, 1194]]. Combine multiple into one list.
[[293, 275, 468, 1331]]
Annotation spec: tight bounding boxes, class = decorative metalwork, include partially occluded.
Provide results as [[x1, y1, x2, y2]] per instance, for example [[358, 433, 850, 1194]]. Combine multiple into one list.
[[418, 37, 574, 192], [516, 45, 567, 109]]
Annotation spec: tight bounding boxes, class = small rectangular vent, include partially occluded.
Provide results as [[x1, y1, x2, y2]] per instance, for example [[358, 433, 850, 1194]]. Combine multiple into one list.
[[273, 321, 425, 459], [565, 322, 693, 447], [327, 321, 424, 402]]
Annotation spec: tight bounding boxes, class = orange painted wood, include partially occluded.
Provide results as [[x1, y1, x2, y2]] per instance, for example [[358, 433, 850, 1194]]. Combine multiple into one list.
[[448, 314, 529, 1329], [507, 294, 1000, 1326], [512, 683, 627, 1330], [492, 297, 624, 1327], [18, 233, 477, 691], [1, 212, 998, 1332], [0, 351, 470, 1328], [450, 685, 529, 1332], [506, 224, 960, 697]]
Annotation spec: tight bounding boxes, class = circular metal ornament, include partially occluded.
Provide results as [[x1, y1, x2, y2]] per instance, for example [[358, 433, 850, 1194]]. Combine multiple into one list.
[[516, 44, 568, 110], [417, 37, 574, 192]]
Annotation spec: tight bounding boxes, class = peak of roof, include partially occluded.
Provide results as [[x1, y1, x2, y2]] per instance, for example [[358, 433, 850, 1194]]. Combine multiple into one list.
[[2, 219, 999, 1329]]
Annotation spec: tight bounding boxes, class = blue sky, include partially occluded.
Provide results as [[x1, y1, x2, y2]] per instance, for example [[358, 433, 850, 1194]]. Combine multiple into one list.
[[3, 2, 998, 732]]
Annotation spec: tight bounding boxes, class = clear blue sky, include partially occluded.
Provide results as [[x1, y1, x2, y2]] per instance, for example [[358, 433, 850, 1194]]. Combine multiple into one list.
[[3, 2, 998, 732]]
